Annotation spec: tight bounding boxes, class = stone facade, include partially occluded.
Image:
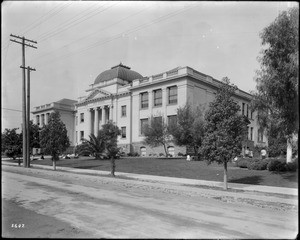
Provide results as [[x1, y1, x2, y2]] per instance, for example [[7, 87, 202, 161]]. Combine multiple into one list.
[[32, 98, 77, 145], [33, 64, 268, 156]]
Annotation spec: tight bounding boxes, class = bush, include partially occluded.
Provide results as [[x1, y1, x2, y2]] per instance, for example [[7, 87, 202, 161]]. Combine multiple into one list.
[[177, 152, 184, 157], [235, 159, 248, 168], [247, 159, 270, 170], [267, 159, 287, 172], [286, 161, 298, 172], [235, 158, 256, 168], [159, 153, 165, 157], [127, 152, 139, 157]]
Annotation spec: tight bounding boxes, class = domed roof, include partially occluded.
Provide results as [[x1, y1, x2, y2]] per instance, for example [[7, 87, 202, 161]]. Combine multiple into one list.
[[94, 63, 143, 85]]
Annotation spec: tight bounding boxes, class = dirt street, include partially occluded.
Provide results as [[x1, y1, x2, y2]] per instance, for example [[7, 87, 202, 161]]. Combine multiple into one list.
[[2, 165, 298, 238]]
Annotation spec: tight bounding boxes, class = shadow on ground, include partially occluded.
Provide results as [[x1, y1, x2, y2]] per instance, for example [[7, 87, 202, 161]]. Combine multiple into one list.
[[229, 175, 262, 185], [272, 171, 298, 183]]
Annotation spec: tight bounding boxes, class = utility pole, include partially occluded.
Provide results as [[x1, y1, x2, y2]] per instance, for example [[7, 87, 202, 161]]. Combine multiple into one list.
[[10, 34, 37, 168], [21, 66, 36, 168]]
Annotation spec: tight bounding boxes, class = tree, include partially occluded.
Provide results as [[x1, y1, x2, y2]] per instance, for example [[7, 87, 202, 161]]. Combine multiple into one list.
[[251, 7, 299, 163], [168, 103, 205, 157], [77, 133, 106, 159], [101, 121, 121, 177], [200, 77, 250, 190], [1, 128, 22, 164], [40, 111, 70, 170], [143, 116, 171, 157], [29, 120, 40, 150], [27, 120, 40, 167]]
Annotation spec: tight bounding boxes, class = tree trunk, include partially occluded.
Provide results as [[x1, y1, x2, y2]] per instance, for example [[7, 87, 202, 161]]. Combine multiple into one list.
[[110, 157, 115, 177], [286, 137, 293, 163], [223, 161, 228, 190], [53, 156, 56, 171], [163, 143, 168, 157]]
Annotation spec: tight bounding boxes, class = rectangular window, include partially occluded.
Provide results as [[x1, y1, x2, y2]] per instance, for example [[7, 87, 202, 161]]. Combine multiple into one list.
[[154, 116, 163, 124], [153, 89, 162, 107], [41, 114, 45, 126], [250, 110, 253, 119], [140, 92, 149, 109], [168, 86, 178, 104], [121, 105, 126, 117], [246, 104, 249, 118], [75, 116, 78, 125], [167, 115, 177, 126], [121, 127, 126, 138], [36, 115, 40, 126], [76, 131, 78, 143], [80, 113, 84, 123], [140, 118, 149, 135], [258, 129, 264, 142], [242, 103, 245, 115], [250, 127, 253, 141], [80, 131, 84, 140], [247, 127, 249, 140], [46, 113, 50, 124]]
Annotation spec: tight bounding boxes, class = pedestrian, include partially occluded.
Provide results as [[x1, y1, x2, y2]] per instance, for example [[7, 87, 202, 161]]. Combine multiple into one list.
[[249, 150, 253, 158], [186, 155, 190, 161], [245, 147, 250, 157], [261, 148, 267, 159]]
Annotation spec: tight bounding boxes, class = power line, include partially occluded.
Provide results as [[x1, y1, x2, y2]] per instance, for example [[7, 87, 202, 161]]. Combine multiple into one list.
[[20, 2, 71, 36], [35, 4, 197, 67], [38, 2, 116, 42], [2, 108, 22, 112], [31, 6, 148, 62]]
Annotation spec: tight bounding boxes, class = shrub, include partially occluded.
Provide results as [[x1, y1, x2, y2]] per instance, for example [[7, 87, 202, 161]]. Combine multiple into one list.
[[247, 159, 270, 170], [127, 152, 139, 157], [286, 162, 297, 172], [267, 159, 287, 172], [159, 153, 165, 157], [236, 159, 249, 168], [235, 157, 256, 168], [177, 152, 184, 157]]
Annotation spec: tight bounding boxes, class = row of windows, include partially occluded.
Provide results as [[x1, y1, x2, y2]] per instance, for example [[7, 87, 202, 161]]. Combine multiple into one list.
[[36, 113, 50, 126], [140, 86, 178, 109], [246, 127, 265, 142], [76, 122, 263, 143], [140, 115, 177, 135]]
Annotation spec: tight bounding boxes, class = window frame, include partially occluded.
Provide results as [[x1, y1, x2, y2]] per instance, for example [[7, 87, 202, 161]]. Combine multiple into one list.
[[153, 89, 162, 107], [167, 85, 178, 105], [121, 127, 126, 138], [140, 118, 149, 135], [140, 92, 149, 109], [80, 113, 84, 123], [121, 105, 127, 117]]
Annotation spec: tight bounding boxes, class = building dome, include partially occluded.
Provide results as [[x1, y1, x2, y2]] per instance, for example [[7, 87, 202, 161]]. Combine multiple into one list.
[[94, 63, 143, 85]]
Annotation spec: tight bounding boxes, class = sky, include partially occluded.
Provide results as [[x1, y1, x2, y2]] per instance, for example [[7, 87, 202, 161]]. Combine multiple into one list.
[[1, 1, 298, 131]]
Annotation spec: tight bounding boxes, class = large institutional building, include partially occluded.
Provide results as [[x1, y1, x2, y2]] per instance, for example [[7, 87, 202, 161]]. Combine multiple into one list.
[[32, 63, 267, 157]]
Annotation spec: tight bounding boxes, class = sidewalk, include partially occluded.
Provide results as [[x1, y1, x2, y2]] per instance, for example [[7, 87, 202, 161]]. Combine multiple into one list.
[[2, 161, 298, 197]]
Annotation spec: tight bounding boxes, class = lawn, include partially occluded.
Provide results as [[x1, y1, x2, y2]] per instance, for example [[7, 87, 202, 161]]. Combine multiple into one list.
[[6, 156, 298, 188]]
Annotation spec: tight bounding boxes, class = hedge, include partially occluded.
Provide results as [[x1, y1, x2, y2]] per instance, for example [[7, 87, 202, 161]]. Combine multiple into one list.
[[235, 157, 298, 172]]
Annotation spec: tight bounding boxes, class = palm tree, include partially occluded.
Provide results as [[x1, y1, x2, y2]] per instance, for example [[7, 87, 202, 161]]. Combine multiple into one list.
[[77, 133, 106, 159]]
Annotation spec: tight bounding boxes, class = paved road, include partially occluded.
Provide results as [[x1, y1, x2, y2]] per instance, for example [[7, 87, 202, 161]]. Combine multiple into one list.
[[2, 166, 298, 238]]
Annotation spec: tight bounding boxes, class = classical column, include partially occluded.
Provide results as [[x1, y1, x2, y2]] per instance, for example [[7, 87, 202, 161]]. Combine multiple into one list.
[[94, 107, 99, 135], [101, 106, 105, 125], [87, 108, 92, 137], [109, 105, 113, 121]]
